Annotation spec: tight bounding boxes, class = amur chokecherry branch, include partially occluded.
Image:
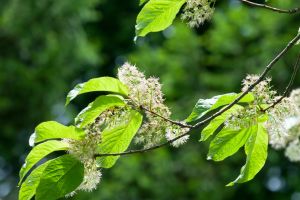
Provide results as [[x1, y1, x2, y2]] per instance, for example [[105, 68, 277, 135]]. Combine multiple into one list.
[[94, 32, 300, 158], [264, 52, 300, 111], [241, 0, 300, 14]]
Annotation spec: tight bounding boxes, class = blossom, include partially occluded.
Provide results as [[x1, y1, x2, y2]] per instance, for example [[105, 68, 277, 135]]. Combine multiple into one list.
[[181, 0, 216, 28], [165, 125, 190, 147], [118, 63, 174, 148], [242, 75, 276, 105], [285, 139, 300, 162]]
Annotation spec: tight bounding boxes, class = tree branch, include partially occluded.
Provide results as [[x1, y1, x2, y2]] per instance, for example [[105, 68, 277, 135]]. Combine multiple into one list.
[[241, 0, 300, 14], [140, 106, 193, 128], [263, 52, 300, 111], [94, 32, 300, 158]]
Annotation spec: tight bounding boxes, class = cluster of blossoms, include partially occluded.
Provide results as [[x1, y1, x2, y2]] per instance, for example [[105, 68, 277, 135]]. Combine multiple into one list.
[[225, 74, 300, 162], [118, 63, 190, 148], [181, 0, 216, 28], [65, 107, 130, 195]]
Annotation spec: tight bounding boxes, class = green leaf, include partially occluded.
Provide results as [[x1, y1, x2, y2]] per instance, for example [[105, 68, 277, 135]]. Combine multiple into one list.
[[207, 127, 252, 161], [186, 93, 254, 123], [66, 77, 128, 105], [19, 161, 50, 200], [200, 105, 243, 141], [36, 155, 84, 200], [75, 95, 125, 128], [19, 140, 69, 185], [139, 0, 149, 6], [227, 124, 268, 186], [30, 121, 84, 146], [135, 0, 186, 37], [97, 110, 143, 168]]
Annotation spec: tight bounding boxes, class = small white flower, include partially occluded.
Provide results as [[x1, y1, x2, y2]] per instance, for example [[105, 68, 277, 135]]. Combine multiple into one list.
[[285, 139, 300, 162], [165, 125, 190, 148], [181, 0, 216, 28]]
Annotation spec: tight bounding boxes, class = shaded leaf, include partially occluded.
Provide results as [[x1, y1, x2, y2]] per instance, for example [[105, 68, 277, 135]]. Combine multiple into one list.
[[66, 77, 128, 105], [36, 155, 84, 200]]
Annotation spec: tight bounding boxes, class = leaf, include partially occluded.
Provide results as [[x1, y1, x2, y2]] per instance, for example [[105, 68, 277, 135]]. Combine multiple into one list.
[[36, 155, 84, 200], [227, 124, 268, 186], [186, 93, 254, 123], [19, 161, 50, 200], [75, 95, 125, 128], [200, 105, 243, 141], [207, 127, 252, 161], [97, 110, 143, 168], [140, 0, 149, 6], [135, 0, 186, 37], [66, 77, 128, 105], [30, 121, 84, 146], [19, 140, 69, 185]]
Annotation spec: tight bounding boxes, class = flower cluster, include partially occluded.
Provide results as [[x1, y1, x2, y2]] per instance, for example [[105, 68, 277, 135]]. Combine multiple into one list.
[[224, 75, 300, 162], [65, 106, 130, 195], [118, 63, 189, 148], [224, 106, 258, 130], [242, 75, 276, 105], [181, 0, 216, 28], [165, 125, 190, 147]]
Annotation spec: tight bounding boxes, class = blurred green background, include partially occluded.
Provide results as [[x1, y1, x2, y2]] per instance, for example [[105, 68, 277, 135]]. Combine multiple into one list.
[[1, 0, 300, 199]]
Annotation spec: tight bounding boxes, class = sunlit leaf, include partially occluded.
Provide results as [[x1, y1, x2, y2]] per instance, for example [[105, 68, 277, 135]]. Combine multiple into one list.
[[186, 93, 254, 123], [36, 155, 84, 200], [97, 110, 143, 168], [19, 161, 50, 200], [30, 121, 84, 146], [227, 124, 268, 186], [200, 105, 243, 141], [65, 77, 128, 105], [19, 140, 69, 185], [207, 127, 252, 161], [75, 95, 125, 128], [135, 0, 186, 37]]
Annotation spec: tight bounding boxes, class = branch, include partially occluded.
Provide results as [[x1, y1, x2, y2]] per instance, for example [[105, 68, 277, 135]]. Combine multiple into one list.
[[263, 52, 300, 111], [95, 32, 300, 158], [241, 0, 300, 14], [141, 106, 193, 128]]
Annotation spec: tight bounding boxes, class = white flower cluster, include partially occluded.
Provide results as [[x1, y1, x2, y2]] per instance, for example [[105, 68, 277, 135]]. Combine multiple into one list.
[[242, 75, 276, 105], [224, 75, 300, 163], [181, 0, 216, 28], [166, 125, 190, 148], [267, 89, 300, 162], [118, 63, 189, 148], [65, 107, 131, 195], [224, 106, 258, 130]]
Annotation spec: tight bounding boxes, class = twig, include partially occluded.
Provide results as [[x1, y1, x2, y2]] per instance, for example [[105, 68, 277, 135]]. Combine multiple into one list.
[[193, 32, 300, 128], [263, 52, 300, 111], [141, 106, 193, 128], [241, 0, 300, 14], [94, 32, 300, 158]]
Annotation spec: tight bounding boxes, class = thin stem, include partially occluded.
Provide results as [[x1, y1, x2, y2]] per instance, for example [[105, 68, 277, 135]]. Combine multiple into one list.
[[241, 0, 300, 14], [94, 32, 300, 158], [141, 106, 193, 128], [194, 32, 300, 128], [263, 52, 300, 111]]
